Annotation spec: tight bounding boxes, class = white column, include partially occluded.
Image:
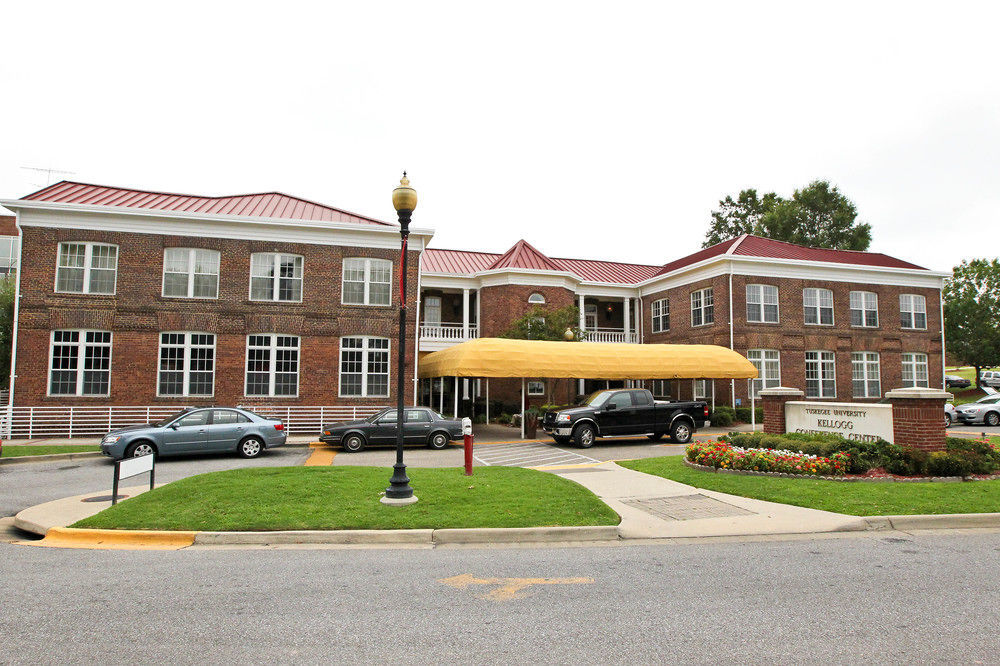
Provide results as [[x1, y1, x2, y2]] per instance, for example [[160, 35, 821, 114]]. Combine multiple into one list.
[[578, 294, 585, 331], [438, 378, 444, 413], [454, 376, 459, 417], [485, 378, 490, 423], [623, 297, 631, 342], [475, 289, 481, 338], [520, 378, 526, 440], [462, 288, 470, 339]]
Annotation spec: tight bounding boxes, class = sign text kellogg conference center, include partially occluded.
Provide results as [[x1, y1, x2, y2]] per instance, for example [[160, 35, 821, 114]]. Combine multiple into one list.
[[0, 181, 948, 424]]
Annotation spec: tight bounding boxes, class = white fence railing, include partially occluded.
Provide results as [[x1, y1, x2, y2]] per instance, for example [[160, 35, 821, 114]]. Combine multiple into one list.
[[420, 323, 479, 340], [584, 329, 639, 343], [0, 405, 388, 439]]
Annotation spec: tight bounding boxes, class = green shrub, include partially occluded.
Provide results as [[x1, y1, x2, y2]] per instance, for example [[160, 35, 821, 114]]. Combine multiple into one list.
[[497, 413, 512, 425], [926, 451, 976, 477], [710, 407, 734, 427], [733, 407, 764, 423], [473, 414, 487, 425]]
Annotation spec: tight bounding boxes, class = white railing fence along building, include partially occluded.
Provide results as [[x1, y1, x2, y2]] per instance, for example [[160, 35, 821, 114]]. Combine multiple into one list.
[[0, 405, 388, 439], [419, 323, 479, 340]]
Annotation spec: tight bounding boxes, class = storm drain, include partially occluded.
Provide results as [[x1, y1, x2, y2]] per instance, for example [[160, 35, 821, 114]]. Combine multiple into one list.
[[620, 494, 755, 521]]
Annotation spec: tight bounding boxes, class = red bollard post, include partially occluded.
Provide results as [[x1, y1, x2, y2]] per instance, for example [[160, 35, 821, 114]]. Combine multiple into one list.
[[462, 417, 473, 476]]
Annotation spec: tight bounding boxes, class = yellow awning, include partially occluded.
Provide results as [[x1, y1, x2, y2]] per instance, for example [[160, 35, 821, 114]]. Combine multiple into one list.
[[417, 338, 758, 380]]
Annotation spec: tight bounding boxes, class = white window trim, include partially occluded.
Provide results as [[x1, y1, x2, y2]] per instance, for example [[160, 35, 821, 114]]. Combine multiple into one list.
[[249, 253, 304, 303], [748, 349, 781, 397], [157, 331, 217, 398], [900, 294, 928, 330], [341, 257, 393, 307], [805, 350, 837, 398], [851, 351, 882, 398], [803, 288, 835, 326], [245, 334, 301, 398], [527, 380, 545, 395], [901, 352, 930, 388], [47, 329, 113, 397], [528, 293, 546, 305], [54, 242, 119, 295], [746, 284, 779, 324], [850, 291, 879, 328], [690, 288, 714, 327], [651, 298, 669, 333], [161, 248, 221, 300], [338, 336, 391, 398]]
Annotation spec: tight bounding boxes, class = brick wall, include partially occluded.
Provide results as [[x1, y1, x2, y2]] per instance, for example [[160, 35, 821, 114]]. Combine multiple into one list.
[[890, 397, 948, 451], [14, 226, 420, 406], [0, 216, 17, 237]]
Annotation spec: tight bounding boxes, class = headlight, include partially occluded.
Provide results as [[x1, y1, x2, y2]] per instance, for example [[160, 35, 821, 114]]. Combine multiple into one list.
[[102, 435, 121, 444], [556, 413, 571, 422]]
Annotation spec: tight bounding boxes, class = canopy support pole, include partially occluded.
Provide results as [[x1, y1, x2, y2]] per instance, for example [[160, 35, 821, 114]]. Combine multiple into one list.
[[521, 378, 526, 440], [751, 380, 756, 431], [454, 376, 458, 418], [438, 377, 443, 414], [486, 378, 490, 423], [711, 381, 715, 413]]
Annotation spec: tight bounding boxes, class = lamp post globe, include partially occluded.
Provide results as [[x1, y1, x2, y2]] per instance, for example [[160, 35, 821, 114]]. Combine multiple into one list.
[[383, 172, 418, 505]]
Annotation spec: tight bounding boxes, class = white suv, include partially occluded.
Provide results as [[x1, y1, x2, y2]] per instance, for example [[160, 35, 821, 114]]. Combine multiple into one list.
[[980, 371, 1000, 388]]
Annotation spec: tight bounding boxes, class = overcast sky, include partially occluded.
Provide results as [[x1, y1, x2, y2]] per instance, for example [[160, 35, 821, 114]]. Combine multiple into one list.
[[1, 1, 997, 273]]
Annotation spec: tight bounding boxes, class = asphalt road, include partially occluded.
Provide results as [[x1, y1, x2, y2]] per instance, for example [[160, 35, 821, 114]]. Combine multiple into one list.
[[2, 530, 1000, 663]]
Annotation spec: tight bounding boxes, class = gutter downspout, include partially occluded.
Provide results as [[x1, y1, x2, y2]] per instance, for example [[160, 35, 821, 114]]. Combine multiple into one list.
[[8, 213, 22, 434], [939, 286, 946, 390]]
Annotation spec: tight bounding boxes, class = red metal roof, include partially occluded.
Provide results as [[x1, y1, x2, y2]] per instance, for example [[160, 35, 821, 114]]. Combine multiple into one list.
[[487, 240, 564, 272], [19, 180, 394, 227], [550, 257, 660, 283], [422, 247, 660, 284], [655, 234, 926, 275], [421, 248, 500, 274]]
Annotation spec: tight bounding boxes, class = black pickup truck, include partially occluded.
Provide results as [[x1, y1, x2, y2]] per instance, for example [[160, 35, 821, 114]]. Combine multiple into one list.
[[541, 388, 708, 448]]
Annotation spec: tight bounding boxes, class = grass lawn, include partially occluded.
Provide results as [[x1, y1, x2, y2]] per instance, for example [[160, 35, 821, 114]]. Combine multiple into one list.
[[1, 445, 99, 458], [73, 466, 620, 531], [619, 455, 1000, 516]]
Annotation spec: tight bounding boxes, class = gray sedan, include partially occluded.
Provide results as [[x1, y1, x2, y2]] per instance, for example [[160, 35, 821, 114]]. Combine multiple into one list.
[[955, 395, 1000, 427], [100, 407, 287, 460]]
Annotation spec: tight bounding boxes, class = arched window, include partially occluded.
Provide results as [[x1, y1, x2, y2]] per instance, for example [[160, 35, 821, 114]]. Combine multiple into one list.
[[528, 292, 546, 305]]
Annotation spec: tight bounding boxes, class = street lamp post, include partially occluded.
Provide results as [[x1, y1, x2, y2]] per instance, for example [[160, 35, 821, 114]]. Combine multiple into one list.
[[382, 172, 418, 505]]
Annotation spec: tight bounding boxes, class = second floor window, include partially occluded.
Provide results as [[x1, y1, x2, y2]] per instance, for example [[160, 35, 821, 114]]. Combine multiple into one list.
[[342, 258, 391, 306], [49, 330, 112, 396], [901, 352, 929, 387], [803, 288, 834, 325], [158, 332, 216, 397], [746, 284, 779, 323], [163, 248, 220, 298], [900, 294, 927, 329], [850, 291, 878, 327], [651, 298, 669, 333], [690, 288, 714, 327], [56, 242, 117, 294], [251, 253, 303, 302]]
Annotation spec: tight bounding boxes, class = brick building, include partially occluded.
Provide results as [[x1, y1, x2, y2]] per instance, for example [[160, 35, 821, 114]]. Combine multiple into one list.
[[1, 180, 948, 417]]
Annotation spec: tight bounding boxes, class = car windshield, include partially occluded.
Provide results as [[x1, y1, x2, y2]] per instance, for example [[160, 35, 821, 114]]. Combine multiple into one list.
[[152, 410, 192, 427], [579, 391, 613, 407], [367, 410, 391, 423], [977, 396, 1000, 404]]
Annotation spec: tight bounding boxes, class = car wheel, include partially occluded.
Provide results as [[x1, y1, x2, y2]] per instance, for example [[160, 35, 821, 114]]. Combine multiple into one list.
[[647, 432, 664, 441], [238, 437, 264, 459], [670, 421, 693, 444], [125, 441, 156, 458], [574, 423, 596, 449], [342, 434, 366, 453], [427, 432, 450, 450], [552, 436, 571, 445], [986, 412, 1000, 427]]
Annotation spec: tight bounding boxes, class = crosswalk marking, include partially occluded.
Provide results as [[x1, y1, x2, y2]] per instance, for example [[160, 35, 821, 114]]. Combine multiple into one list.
[[473, 441, 601, 468]]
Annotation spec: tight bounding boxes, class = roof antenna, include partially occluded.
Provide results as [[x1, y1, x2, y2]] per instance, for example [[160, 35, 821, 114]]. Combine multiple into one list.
[[20, 166, 75, 189]]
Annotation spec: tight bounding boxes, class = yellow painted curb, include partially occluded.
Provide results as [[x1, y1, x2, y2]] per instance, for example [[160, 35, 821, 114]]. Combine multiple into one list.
[[304, 446, 337, 466], [27, 527, 196, 550]]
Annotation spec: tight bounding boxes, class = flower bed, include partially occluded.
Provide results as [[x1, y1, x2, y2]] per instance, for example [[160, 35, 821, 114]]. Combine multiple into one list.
[[686, 441, 850, 476]]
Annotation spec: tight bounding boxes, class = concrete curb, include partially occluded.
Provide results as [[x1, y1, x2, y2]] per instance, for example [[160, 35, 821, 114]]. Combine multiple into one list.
[[0, 451, 105, 466], [194, 529, 434, 545], [432, 526, 619, 544], [863, 513, 1000, 531]]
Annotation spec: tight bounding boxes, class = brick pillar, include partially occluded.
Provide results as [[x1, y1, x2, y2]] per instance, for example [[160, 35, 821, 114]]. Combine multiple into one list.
[[885, 387, 953, 452], [757, 387, 805, 435]]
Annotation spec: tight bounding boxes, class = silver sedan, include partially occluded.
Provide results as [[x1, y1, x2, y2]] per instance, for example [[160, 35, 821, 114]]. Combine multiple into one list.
[[955, 396, 1000, 427]]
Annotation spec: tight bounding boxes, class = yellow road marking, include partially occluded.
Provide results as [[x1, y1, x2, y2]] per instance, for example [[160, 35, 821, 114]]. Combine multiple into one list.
[[23, 527, 196, 550], [530, 462, 608, 471], [304, 446, 337, 466], [440, 574, 594, 601]]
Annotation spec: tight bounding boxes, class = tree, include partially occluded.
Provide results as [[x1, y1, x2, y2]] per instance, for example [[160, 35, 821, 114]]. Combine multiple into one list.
[[944, 259, 1000, 387], [0, 275, 13, 389], [499, 305, 584, 342], [703, 180, 872, 251]]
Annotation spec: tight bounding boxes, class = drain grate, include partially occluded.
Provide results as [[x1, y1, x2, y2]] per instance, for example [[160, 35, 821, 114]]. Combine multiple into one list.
[[620, 494, 754, 521]]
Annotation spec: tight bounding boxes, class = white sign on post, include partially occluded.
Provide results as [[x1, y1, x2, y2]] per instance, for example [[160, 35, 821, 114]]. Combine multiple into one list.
[[119, 453, 154, 479], [784, 401, 894, 443]]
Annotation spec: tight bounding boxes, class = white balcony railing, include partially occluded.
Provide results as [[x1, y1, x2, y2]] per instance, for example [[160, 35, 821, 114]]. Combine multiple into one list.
[[420, 322, 479, 341], [584, 328, 639, 343]]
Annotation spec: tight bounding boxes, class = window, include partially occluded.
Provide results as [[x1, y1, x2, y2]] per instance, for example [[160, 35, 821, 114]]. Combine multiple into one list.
[[212, 409, 249, 425], [246, 334, 300, 396], [49, 330, 112, 396], [850, 291, 878, 327], [339, 337, 390, 397], [900, 294, 927, 330], [250, 253, 303, 302], [162, 249, 220, 298], [803, 288, 834, 325], [342, 258, 391, 306], [746, 285, 779, 323], [693, 379, 710, 399], [608, 392, 633, 409], [176, 411, 210, 428], [690, 288, 714, 327], [851, 352, 881, 398], [651, 298, 670, 333], [528, 293, 546, 305], [748, 349, 780, 397], [406, 409, 431, 423], [423, 296, 442, 325], [158, 332, 216, 397], [527, 381, 545, 395], [585, 304, 597, 329], [55, 242, 117, 294], [902, 352, 929, 387], [631, 390, 652, 406], [805, 350, 836, 398], [651, 379, 671, 399]]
